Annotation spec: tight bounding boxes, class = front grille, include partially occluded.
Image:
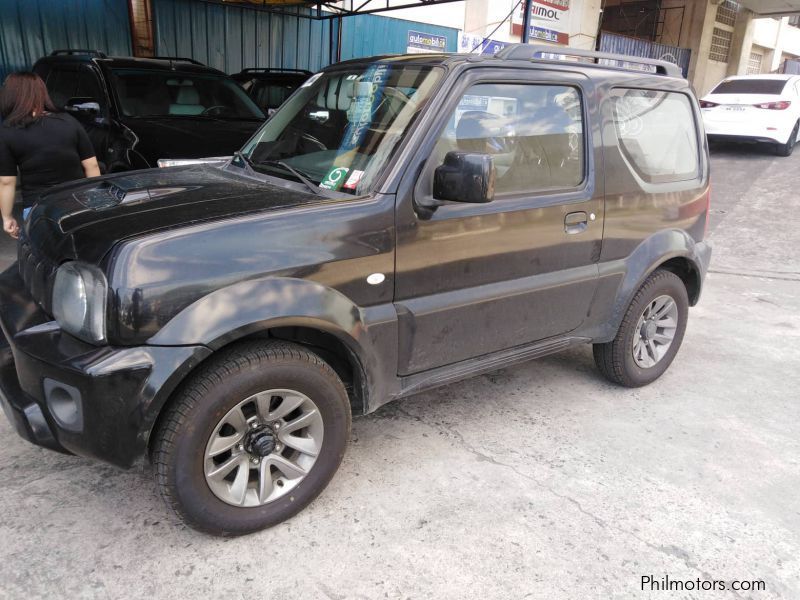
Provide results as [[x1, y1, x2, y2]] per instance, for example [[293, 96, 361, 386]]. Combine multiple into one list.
[[18, 233, 57, 315]]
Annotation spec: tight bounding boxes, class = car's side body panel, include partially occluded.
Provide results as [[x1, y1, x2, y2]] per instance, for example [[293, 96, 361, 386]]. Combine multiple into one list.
[[391, 65, 604, 375], [109, 191, 396, 345]]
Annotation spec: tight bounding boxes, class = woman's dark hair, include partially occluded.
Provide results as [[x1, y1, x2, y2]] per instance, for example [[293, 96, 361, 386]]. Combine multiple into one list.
[[0, 72, 58, 128]]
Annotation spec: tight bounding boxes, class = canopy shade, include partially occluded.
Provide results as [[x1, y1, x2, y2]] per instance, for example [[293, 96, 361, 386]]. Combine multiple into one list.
[[737, 0, 800, 17]]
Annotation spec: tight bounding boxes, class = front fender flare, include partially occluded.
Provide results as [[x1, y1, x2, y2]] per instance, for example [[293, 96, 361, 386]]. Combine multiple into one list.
[[147, 277, 398, 410]]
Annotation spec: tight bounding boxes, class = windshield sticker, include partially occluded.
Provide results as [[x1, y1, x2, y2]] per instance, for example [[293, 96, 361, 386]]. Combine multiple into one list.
[[301, 72, 323, 88], [340, 64, 390, 153], [342, 170, 364, 190], [319, 167, 350, 190]]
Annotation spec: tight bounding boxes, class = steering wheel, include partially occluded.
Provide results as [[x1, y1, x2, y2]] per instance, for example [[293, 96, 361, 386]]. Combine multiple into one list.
[[378, 87, 411, 120], [201, 105, 228, 116]]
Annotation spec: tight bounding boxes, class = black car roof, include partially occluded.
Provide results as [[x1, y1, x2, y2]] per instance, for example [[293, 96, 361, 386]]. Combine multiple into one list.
[[36, 53, 227, 76]]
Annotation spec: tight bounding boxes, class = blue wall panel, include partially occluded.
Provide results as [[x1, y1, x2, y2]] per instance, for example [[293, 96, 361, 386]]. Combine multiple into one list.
[[0, 0, 132, 81], [152, 0, 458, 74], [0, 0, 459, 82], [339, 14, 457, 61], [153, 0, 337, 73]]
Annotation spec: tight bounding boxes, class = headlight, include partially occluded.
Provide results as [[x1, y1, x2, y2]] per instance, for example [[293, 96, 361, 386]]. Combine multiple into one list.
[[52, 262, 108, 344]]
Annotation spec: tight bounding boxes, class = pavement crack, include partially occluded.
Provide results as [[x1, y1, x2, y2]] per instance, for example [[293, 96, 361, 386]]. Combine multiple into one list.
[[391, 405, 608, 530], [390, 404, 751, 594], [708, 268, 800, 282]]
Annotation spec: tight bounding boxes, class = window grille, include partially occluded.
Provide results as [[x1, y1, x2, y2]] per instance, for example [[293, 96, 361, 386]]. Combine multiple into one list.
[[710, 28, 733, 63]]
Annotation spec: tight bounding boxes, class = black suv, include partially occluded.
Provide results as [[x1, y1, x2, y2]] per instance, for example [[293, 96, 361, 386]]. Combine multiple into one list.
[[32, 50, 265, 172], [231, 67, 312, 116], [1, 46, 711, 536]]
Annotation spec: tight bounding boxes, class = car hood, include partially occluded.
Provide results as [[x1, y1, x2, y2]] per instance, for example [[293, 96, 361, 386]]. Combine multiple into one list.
[[25, 165, 323, 264], [121, 116, 263, 166]]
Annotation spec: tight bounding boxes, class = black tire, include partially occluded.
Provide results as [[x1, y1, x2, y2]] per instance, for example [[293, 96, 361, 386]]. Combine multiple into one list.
[[593, 269, 689, 387], [152, 340, 351, 536], [776, 121, 799, 157]]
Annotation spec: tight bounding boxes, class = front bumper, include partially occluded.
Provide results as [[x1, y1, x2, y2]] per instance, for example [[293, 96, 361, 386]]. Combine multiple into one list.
[[0, 265, 211, 468]]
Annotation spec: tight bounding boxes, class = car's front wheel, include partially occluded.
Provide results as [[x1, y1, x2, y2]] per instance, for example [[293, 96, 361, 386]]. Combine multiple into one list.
[[152, 341, 351, 536], [593, 269, 689, 387]]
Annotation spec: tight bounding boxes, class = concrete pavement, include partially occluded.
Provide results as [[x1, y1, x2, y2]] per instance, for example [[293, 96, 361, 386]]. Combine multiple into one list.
[[0, 146, 798, 599]]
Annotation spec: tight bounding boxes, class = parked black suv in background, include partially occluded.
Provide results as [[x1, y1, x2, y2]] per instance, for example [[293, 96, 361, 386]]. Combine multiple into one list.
[[32, 50, 265, 172], [232, 67, 312, 116], [1, 46, 711, 536]]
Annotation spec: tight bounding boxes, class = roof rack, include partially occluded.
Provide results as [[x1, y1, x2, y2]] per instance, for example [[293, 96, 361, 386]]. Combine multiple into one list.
[[50, 49, 107, 58], [240, 67, 313, 75], [150, 56, 205, 66], [495, 44, 683, 78]]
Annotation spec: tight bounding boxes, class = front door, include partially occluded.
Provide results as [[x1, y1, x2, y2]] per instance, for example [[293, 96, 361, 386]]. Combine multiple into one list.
[[394, 69, 603, 375]]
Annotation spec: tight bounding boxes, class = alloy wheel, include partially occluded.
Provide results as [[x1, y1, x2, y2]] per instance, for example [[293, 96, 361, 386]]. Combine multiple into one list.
[[631, 294, 679, 369], [204, 389, 324, 507]]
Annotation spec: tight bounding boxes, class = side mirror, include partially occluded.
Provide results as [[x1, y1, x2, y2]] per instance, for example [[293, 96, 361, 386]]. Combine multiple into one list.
[[433, 151, 496, 204], [64, 97, 101, 120]]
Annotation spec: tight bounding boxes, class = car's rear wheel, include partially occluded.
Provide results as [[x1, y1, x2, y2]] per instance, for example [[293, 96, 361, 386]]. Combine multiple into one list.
[[152, 341, 351, 536], [776, 121, 799, 157], [593, 269, 689, 387]]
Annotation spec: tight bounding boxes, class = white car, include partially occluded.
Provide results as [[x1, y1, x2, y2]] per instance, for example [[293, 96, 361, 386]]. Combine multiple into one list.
[[700, 74, 800, 156]]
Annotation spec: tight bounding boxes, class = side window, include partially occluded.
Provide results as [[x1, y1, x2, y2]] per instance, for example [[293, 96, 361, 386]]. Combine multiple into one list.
[[75, 67, 105, 107], [253, 81, 295, 111], [610, 89, 699, 184], [46, 67, 78, 108], [431, 83, 585, 195]]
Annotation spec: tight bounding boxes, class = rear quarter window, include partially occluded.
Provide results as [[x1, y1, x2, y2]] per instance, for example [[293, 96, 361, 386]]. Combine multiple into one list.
[[711, 79, 788, 95], [610, 88, 699, 184]]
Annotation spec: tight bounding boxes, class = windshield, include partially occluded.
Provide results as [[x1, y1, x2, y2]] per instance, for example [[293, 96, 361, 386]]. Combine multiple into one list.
[[111, 69, 264, 119], [711, 79, 789, 95], [240, 64, 443, 195]]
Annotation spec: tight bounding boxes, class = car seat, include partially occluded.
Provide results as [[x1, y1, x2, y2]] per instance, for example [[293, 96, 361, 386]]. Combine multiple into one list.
[[169, 80, 205, 115]]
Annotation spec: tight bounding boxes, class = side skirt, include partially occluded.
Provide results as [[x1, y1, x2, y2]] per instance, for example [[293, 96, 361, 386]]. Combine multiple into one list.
[[391, 335, 591, 402]]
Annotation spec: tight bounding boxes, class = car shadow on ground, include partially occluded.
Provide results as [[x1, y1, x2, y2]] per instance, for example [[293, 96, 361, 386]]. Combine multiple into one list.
[[709, 140, 780, 158]]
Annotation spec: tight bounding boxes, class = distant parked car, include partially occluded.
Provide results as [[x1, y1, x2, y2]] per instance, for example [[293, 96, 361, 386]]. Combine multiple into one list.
[[231, 68, 312, 116], [32, 50, 266, 172], [701, 74, 800, 156]]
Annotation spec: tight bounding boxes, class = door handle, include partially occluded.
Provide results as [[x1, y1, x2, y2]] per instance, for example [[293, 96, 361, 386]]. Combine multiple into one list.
[[565, 211, 588, 234]]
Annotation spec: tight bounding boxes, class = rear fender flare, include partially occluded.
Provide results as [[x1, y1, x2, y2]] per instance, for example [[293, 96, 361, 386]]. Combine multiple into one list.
[[598, 230, 708, 342]]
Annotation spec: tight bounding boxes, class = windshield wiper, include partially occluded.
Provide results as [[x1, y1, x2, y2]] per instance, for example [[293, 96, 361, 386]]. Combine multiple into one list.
[[234, 150, 255, 170], [258, 160, 326, 196], [235, 152, 330, 197]]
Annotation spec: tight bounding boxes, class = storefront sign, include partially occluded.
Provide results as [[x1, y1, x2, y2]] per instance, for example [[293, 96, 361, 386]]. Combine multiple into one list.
[[512, 0, 571, 46], [407, 30, 448, 54], [457, 33, 510, 55]]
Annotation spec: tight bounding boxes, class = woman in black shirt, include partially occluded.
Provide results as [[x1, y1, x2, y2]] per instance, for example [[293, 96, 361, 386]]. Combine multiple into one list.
[[0, 72, 100, 239]]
